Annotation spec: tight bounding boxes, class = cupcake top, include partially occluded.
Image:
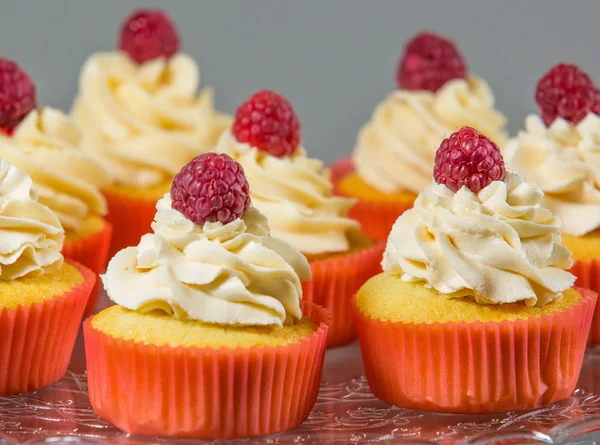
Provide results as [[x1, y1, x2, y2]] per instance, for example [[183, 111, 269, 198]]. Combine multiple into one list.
[[0, 160, 64, 280], [505, 64, 600, 237], [0, 107, 110, 233], [102, 153, 311, 327], [383, 127, 575, 306], [71, 9, 231, 189], [219, 90, 360, 256], [354, 32, 507, 195]]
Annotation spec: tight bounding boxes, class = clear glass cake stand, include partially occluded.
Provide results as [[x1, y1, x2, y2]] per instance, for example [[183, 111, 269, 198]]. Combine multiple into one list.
[[2, 291, 600, 445]]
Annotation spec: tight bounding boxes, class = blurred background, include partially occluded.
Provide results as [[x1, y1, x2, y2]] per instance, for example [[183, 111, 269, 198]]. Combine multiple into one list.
[[1, 0, 599, 163]]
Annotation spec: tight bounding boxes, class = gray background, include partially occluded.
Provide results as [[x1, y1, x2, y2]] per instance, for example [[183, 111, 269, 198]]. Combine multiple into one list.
[[1, 0, 599, 164]]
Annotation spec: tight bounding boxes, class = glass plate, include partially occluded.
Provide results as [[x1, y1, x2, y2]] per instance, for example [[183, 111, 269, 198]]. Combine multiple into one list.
[[2, 293, 600, 445]]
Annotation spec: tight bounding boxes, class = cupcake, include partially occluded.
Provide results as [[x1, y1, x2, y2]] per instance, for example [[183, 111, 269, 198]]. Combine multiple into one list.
[[354, 127, 595, 414], [84, 153, 329, 438], [333, 32, 508, 241], [505, 63, 600, 345], [0, 159, 95, 396], [0, 59, 110, 314], [218, 90, 384, 347], [71, 9, 231, 257], [0, 105, 112, 314]]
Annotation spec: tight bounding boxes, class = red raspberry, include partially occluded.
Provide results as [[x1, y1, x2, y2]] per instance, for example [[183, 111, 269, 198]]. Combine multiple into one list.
[[170, 153, 251, 226], [434, 127, 505, 194], [118, 9, 180, 64], [591, 89, 600, 117], [232, 90, 301, 157], [397, 32, 467, 92], [535, 63, 597, 125], [0, 59, 36, 132]]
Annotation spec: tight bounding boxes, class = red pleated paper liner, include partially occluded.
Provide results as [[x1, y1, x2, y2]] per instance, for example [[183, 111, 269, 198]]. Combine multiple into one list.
[[303, 241, 385, 348], [569, 259, 600, 346], [84, 301, 331, 439], [329, 156, 354, 185], [0, 261, 96, 396], [62, 221, 113, 315], [102, 188, 158, 258], [353, 288, 597, 414]]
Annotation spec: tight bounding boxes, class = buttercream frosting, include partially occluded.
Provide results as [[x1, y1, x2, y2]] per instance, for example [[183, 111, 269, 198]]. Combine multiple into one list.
[[383, 172, 575, 306], [218, 131, 360, 255], [0, 160, 64, 280], [505, 113, 600, 237], [354, 75, 508, 194], [102, 194, 311, 326], [72, 52, 231, 188], [2, 107, 110, 232]]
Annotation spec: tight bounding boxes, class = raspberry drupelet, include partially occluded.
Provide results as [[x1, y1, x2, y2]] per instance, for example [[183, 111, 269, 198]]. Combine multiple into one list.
[[535, 63, 598, 126], [0, 59, 37, 132], [397, 31, 467, 92], [434, 126, 505, 194], [232, 90, 301, 157], [170, 153, 251, 226], [118, 9, 180, 64]]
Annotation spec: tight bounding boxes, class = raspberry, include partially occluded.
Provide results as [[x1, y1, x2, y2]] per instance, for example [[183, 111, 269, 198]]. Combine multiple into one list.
[[170, 153, 251, 226], [0, 59, 36, 131], [232, 90, 301, 157], [397, 32, 467, 92], [535, 63, 597, 125], [434, 127, 505, 194], [118, 9, 180, 64], [592, 89, 600, 117]]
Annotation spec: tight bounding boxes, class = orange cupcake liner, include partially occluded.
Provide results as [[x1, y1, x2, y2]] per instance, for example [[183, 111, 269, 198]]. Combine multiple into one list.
[[0, 261, 96, 396], [569, 259, 600, 346], [353, 288, 597, 414], [62, 221, 113, 316], [103, 189, 157, 258], [84, 301, 331, 439], [303, 241, 385, 347]]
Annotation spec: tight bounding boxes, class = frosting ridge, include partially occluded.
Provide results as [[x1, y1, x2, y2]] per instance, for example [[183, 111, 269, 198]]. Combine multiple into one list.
[[0, 160, 64, 280]]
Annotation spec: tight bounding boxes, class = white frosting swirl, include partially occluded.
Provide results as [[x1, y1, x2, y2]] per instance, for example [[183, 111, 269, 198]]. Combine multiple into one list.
[[102, 194, 311, 327], [0, 107, 110, 232], [354, 75, 508, 194], [383, 172, 575, 306], [72, 52, 231, 188], [218, 131, 360, 255], [505, 113, 600, 237], [0, 160, 64, 280]]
